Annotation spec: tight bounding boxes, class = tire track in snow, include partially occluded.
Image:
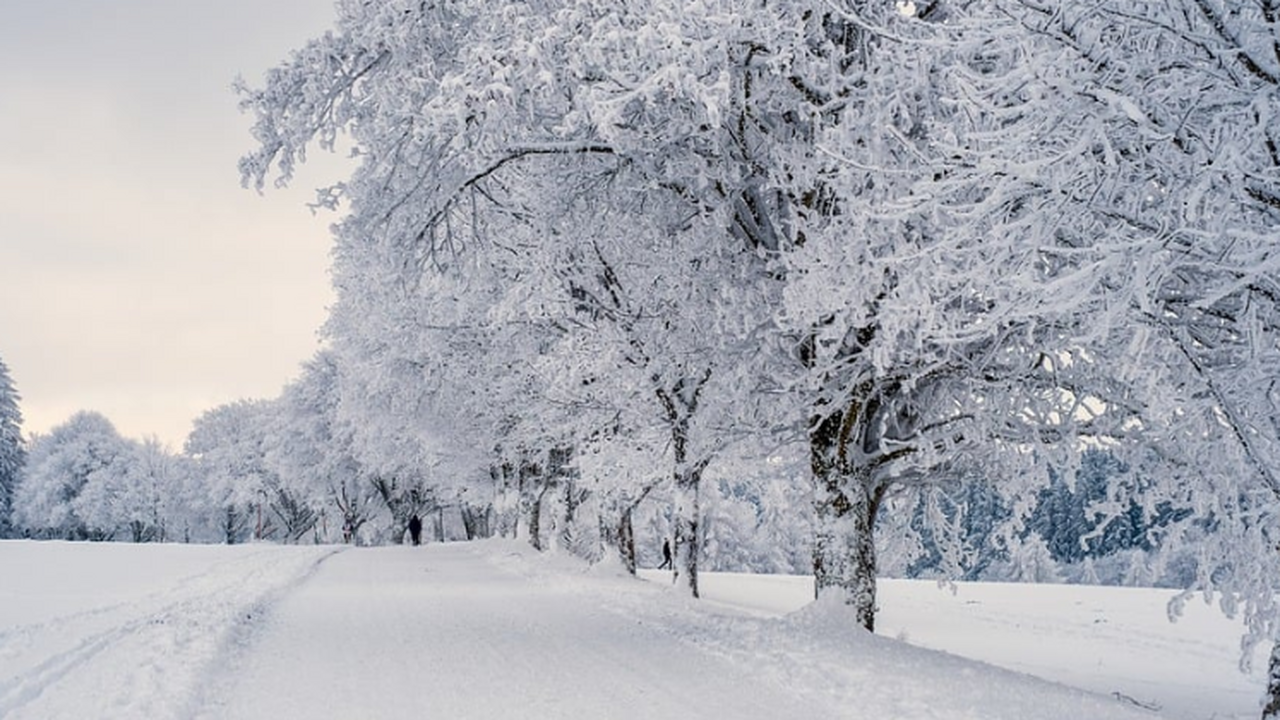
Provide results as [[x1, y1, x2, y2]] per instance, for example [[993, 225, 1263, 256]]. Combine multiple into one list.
[[0, 546, 341, 720], [0, 549, 323, 662]]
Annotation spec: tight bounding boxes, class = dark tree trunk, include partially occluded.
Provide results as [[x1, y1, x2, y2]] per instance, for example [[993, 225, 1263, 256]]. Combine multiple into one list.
[[334, 483, 369, 545], [560, 480, 576, 550], [1263, 640, 1280, 720], [460, 507, 477, 540], [671, 466, 703, 597], [371, 477, 409, 544], [810, 390, 885, 633], [603, 484, 658, 576], [548, 448, 584, 553], [528, 483, 551, 551], [222, 504, 248, 545], [812, 466, 882, 632], [271, 487, 318, 544], [459, 503, 492, 540], [655, 371, 713, 599], [616, 506, 637, 574], [514, 453, 545, 549]]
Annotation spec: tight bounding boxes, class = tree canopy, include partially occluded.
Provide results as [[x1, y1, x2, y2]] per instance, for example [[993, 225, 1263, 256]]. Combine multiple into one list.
[[233, 0, 1280, 622], [0, 0, 1258, 710]]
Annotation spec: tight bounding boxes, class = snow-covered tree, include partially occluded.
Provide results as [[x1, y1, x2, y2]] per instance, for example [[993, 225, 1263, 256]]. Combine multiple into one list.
[[185, 400, 281, 544], [0, 355, 23, 538], [12, 408, 196, 543], [236, 11, 1280, 713], [762, 0, 1149, 629], [154, 450, 206, 543], [14, 411, 131, 540], [268, 351, 372, 543], [899, 477, 1006, 582], [758, 0, 1278, 645], [238, 0, 806, 596], [512, 186, 787, 589], [962, 1, 1280, 713], [72, 436, 184, 543]]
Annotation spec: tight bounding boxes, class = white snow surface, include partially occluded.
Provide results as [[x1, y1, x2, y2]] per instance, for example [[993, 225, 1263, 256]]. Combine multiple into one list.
[[0, 539, 1266, 719]]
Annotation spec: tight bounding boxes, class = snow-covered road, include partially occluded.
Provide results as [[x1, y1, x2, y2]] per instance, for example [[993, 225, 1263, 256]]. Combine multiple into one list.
[[197, 544, 834, 719], [3, 540, 1211, 719], [191, 542, 1157, 720]]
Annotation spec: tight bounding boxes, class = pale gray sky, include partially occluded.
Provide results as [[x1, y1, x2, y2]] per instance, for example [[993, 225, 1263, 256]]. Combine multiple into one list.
[[0, 1, 353, 448]]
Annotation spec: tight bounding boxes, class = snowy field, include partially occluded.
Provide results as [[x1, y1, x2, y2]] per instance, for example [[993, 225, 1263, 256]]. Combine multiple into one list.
[[653, 571, 1271, 720], [0, 540, 1267, 720]]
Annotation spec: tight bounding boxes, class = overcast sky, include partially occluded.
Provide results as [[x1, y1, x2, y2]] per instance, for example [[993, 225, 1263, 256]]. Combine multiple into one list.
[[0, 1, 354, 448]]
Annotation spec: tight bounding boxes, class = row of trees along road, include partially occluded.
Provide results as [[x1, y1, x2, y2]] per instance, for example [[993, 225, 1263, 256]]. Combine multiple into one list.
[[241, 0, 1278, 714]]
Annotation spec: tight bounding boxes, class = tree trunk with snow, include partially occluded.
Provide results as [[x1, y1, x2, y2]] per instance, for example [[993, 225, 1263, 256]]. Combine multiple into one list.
[[548, 447, 587, 554], [655, 372, 712, 598], [460, 504, 489, 540], [370, 477, 407, 545], [1263, 640, 1280, 720], [812, 476, 882, 631], [491, 461, 520, 539], [222, 504, 248, 545], [527, 482, 552, 552], [333, 483, 370, 545], [671, 465, 704, 598], [809, 392, 887, 633], [558, 480, 594, 557], [614, 506, 637, 574], [603, 483, 661, 576]]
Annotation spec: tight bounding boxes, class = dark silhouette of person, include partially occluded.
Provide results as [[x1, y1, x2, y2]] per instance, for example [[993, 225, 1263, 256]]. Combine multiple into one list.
[[658, 539, 672, 569], [408, 514, 423, 546]]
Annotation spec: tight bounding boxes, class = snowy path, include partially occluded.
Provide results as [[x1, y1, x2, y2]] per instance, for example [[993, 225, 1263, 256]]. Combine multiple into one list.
[[195, 541, 1159, 720], [3, 540, 1191, 720], [196, 543, 833, 719]]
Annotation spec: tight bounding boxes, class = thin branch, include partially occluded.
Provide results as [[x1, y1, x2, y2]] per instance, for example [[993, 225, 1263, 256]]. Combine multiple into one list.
[[414, 142, 618, 255], [1192, 0, 1280, 84]]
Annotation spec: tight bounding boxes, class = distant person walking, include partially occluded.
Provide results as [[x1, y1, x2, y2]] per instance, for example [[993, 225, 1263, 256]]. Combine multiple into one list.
[[658, 539, 672, 570], [408, 515, 423, 546]]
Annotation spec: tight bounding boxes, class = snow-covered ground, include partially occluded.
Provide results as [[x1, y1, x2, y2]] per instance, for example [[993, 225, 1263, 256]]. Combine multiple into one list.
[[0, 541, 337, 720], [0, 540, 1266, 720], [670, 571, 1270, 720]]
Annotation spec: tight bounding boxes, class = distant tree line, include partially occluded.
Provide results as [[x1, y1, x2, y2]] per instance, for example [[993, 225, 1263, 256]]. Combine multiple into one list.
[[1, 358, 1196, 593], [898, 450, 1196, 588]]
